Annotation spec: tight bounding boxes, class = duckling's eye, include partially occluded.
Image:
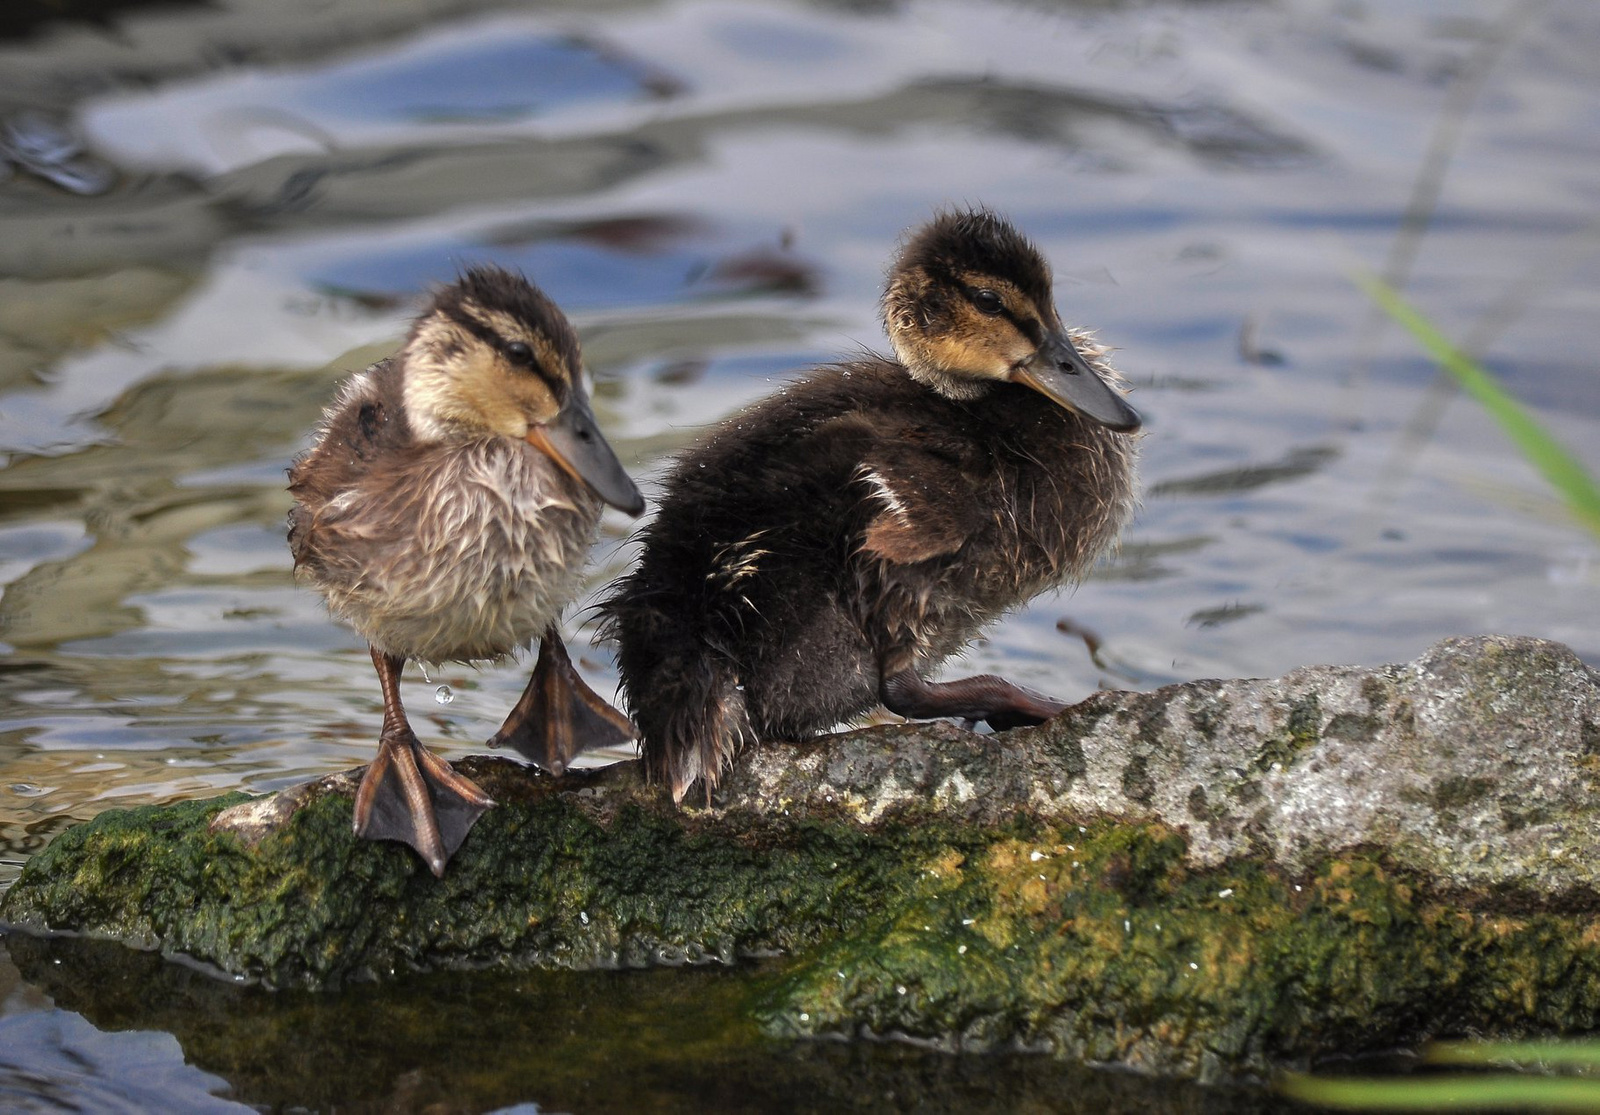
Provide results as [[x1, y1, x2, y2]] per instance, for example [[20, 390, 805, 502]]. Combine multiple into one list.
[[971, 289, 1005, 316], [505, 341, 534, 365]]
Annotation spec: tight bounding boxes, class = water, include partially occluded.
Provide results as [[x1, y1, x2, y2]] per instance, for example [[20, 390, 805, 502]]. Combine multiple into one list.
[[0, 934, 1287, 1114], [1, 0, 1597, 1107]]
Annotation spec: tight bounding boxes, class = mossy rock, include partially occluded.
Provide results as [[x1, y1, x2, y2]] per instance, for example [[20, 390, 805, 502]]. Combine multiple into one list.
[[5, 634, 1600, 1081]]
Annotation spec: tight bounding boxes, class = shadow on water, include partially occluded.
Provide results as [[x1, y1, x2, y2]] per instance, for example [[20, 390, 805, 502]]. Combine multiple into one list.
[[0, 0, 208, 43], [1145, 446, 1342, 500], [1, 934, 1293, 1114]]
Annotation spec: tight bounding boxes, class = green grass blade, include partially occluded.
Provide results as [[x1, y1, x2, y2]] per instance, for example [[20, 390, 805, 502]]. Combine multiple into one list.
[[1429, 1040, 1600, 1070], [1353, 270, 1600, 539], [1281, 1071, 1600, 1111]]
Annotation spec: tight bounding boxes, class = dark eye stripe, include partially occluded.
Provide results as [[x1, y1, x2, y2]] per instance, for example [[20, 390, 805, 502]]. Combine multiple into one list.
[[453, 313, 504, 354], [453, 313, 563, 390], [960, 282, 1042, 344], [1006, 310, 1043, 346]]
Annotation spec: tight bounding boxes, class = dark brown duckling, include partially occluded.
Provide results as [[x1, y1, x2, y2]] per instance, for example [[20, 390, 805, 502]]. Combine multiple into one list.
[[599, 210, 1140, 803], [289, 266, 645, 875]]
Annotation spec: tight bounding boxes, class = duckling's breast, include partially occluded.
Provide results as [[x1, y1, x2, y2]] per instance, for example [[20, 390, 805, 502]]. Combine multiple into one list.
[[297, 437, 601, 663]]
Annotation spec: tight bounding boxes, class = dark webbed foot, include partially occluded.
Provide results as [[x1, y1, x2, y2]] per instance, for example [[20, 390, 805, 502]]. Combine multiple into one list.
[[880, 667, 1067, 731], [488, 626, 636, 774], [354, 729, 495, 876], [353, 647, 493, 877]]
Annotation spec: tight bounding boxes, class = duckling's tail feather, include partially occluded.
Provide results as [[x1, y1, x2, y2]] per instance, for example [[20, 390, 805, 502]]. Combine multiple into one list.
[[598, 597, 752, 804]]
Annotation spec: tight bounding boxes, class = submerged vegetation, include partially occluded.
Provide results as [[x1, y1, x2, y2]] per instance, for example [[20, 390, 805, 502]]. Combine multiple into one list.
[[1282, 1039, 1600, 1111]]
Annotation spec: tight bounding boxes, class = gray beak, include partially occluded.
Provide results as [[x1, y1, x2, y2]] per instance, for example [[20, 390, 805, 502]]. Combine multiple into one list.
[[526, 390, 646, 516], [1009, 331, 1142, 433]]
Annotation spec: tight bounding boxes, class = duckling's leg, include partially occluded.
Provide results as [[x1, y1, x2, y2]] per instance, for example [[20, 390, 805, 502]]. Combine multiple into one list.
[[880, 667, 1067, 731], [487, 626, 636, 774], [353, 647, 494, 877]]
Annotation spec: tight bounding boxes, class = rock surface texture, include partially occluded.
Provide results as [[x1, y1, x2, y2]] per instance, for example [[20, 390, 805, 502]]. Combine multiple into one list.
[[4, 634, 1599, 1081]]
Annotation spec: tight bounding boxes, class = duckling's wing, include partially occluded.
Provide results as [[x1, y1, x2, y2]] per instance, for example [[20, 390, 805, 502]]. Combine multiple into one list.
[[826, 417, 989, 565], [290, 361, 410, 498], [288, 360, 411, 568]]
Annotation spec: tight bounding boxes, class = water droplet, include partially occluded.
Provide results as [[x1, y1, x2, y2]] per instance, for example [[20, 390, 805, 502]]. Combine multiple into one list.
[[435, 685, 454, 705], [417, 663, 432, 684]]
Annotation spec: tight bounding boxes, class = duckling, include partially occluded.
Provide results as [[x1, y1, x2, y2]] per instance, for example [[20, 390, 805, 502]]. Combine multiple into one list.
[[599, 210, 1140, 803], [289, 266, 645, 875]]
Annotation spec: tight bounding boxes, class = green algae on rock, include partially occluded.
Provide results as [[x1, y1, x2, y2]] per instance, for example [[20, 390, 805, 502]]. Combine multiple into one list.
[[4, 634, 1600, 1081]]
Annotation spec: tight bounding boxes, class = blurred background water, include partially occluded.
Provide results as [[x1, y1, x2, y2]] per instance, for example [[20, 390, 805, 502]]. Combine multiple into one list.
[[0, 0, 1596, 1109]]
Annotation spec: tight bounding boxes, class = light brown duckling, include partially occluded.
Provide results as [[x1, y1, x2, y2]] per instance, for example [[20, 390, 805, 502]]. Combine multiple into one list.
[[289, 266, 644, 875], [600, 209, 1140, 803]]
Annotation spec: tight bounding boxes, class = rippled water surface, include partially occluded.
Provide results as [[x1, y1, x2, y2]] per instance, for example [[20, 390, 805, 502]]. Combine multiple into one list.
[[1, 0, 1597, 1108]]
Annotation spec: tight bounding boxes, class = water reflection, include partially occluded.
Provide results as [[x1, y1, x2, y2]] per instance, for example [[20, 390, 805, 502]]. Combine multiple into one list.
[[0, 1011, 242, 1114], [0, 112, 117, 196], [310, 211, 820, 311], [1145, 446, 1342, 499], [0, 934, 1292, 1114]]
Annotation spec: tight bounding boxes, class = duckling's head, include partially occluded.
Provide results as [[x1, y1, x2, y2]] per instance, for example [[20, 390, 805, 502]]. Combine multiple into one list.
[[401, 266, 644, 514], [883, 209, 1140, 432]]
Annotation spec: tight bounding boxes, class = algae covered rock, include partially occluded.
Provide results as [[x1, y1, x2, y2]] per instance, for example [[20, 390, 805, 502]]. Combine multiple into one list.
[[4, 634, 1600, 1081]]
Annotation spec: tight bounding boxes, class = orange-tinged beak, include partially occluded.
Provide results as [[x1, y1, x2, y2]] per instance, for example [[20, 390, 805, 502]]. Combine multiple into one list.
[[526, 391, 645, 516], [1008, 330, 1141, 433]]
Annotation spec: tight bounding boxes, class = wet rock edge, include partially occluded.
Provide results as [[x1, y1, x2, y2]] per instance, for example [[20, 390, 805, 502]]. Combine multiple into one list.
[[2, 633, 1598, 1082]]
